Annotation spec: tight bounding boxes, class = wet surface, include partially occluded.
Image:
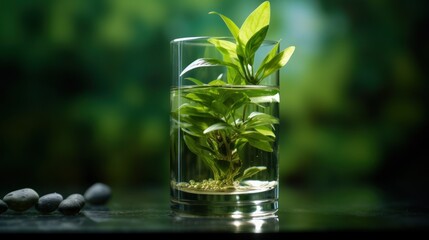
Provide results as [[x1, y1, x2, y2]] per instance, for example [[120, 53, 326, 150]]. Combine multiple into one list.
[[0, 187, 428, 233]]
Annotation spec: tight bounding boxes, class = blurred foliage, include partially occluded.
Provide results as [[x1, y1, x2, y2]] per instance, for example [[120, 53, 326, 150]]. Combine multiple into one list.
[[0, 0, 427, 193]]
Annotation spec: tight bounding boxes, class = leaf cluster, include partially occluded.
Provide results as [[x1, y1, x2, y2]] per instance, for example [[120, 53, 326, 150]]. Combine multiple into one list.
[[180, 1, 295, 85], [172, 86, 278, 182], [172, 1, 294, 186]]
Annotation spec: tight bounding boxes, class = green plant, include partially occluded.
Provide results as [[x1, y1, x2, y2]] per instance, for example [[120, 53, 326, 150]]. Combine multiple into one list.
[[181, 1, 295, 85], [172, 1, 295, 191]]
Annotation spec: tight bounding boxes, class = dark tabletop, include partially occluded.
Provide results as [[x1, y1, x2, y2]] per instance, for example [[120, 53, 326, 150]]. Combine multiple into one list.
[[0, 186, 428, 233]]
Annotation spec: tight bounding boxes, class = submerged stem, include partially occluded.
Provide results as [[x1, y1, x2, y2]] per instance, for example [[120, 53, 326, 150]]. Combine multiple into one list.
[[242, 104, 248, 123], [220, 132, 231, 161]]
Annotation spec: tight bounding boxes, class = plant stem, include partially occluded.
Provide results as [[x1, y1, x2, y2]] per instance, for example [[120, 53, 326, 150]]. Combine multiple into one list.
[[240, 60, 251, 84], [242, 104, 248, 123], [221, 132, 231, 161]]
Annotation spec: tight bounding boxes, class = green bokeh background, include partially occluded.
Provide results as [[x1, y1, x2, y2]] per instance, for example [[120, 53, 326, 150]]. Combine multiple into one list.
[[0, 0, 427, 198]]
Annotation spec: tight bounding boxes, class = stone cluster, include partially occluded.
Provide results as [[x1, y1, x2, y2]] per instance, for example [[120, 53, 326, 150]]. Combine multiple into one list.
[[0, 183, 111, 216]]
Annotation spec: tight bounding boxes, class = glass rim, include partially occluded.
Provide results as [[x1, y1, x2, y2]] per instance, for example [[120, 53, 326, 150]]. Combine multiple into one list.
[[171, 36, 278, 46]]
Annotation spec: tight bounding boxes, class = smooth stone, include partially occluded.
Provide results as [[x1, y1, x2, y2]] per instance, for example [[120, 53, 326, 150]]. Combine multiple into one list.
[[0, 199, 7, 214], [68, 194, 85, 208], [84, 183, 111, 205], [58, 194, 85, 215], [35, 193, 63, 213], [3, 188, 39, 212]]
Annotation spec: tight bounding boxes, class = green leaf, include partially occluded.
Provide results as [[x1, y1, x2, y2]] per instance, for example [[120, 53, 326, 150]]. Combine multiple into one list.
[[180, 58, 223, 77], [262, 42, 280, 65], [227, 70, 244, 85], [261, 46, 295, 79], [208, 38, 238, 62], [215, 90, 250, 113], [203, 122, 231, 134], [256, 42, 280, 78], [177, 103, 216, 126], [247, 139, 273, 152], [184, 93, 207, 103], [181, 126, 204, 137], [180, 115, 217, 135], [241, 131, 274, 143], [210, 99, 226, 116], [208, 79, 227, 86], [209, 11, 239, 41], [236, 40, 246, 60], [234, 138, 248, 150], [178, 114, 217, 133], [230, 96, 250, 112], [183, 135, 205, 155], [245, 26, 269, 64], [206, 39, 244, 82], [245, 87, 278, 97], [238, 1, 270, 45], [183, 135, 198, 154], [185, 77, 204, 85], [183, 135, 223, 179], [247, 112, 279, 125], [238, 166, 267, 181], [240, 130, 274, 152], [255, 126, 276, 138], [178, 104, 212, 118], [184, 93, 216, 108]]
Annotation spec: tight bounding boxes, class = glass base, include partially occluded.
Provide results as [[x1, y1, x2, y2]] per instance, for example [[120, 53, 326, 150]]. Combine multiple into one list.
[[171, 215, 279, 233], [170, 185, 278, 218]]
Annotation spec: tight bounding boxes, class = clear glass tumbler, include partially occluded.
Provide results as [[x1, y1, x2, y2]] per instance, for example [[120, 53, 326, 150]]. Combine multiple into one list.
[[170, 37, 279, 218]]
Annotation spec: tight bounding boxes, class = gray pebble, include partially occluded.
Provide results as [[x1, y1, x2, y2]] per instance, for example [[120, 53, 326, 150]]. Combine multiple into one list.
[[35, 193, 63, 213], [68, 194, 85, 208], [84, 183, 111, 205], [0, 199, 8, 214], [3, 188, 39, 212], [58, 194, 85, 215]]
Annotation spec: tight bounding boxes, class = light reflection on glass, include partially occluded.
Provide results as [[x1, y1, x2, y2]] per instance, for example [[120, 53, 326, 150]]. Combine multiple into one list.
[[172, 215, 279, 233]]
